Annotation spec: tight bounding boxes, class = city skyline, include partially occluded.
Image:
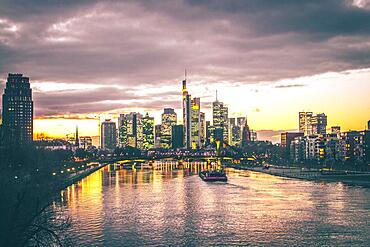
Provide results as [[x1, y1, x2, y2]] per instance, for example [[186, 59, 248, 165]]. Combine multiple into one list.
[[1, 1, 370, 142]]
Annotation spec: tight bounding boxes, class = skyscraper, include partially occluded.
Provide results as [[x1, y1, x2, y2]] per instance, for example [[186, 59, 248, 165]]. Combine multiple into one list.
[[101, 119, 117, 150], [213, 98, 228, 144], [299, 112, 313, 135], [191, 97, 201, 149], [142, 113, 154, 150], [311, 113, 327, 135], [118, 112, 143, 148], [182, 76, 192, 149], [200, 112, 206, 148], [172, 124, 184, 149], [2, 73, 33, 147], [160, 108, 177, 149], [155, 124, 161, 148]]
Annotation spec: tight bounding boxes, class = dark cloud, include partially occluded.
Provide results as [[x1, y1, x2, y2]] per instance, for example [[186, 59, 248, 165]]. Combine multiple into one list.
[[0, 0, 370, 116], [275, 84, 306, 89]]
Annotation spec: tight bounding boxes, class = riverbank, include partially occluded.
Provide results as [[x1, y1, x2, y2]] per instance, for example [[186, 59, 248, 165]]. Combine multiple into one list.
[[228, 164, 370, 187]]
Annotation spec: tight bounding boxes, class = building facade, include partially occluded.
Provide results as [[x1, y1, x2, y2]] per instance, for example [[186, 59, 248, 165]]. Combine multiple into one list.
[[160, 108, 177, 149], [101, 120, 117, 150], [172, 124, 184, 149], [2, 73, 33, 147], [142, 113, 154, 150]]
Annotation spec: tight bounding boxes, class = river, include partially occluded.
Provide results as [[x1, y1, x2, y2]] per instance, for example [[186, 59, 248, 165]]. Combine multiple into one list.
[[53, 161, 370, 246]]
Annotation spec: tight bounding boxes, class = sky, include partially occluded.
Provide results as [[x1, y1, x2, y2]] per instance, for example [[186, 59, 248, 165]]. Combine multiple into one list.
[[1, 0, 370, 143]]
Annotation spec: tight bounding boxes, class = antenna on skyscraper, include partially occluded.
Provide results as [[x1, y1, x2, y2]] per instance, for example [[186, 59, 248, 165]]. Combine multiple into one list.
[[216, 90, 218, 101], [185, 68, 187, 80]]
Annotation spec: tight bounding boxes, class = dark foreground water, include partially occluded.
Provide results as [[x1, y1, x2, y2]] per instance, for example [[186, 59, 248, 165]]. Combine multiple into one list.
[[54, 163, 370, 246]]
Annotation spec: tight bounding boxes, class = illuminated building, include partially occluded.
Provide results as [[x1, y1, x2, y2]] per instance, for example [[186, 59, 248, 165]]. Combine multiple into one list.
[[182, 76, 192, 149], [2, 73, 33, 147], [205, 121, 214, 146], [172, 124, 184, 149], [311, 113, 327, 135], [142, 113, 154, 150], [79, 136, 93, 149], [191, 97, 201, 149], [91, 136, 100, 148], [281, 132, 304, 157], [155, 124, 161, 148], [229, 118, 241, 146], [118, 112, 143, 148], [212, 97, 228, 144], [237, 117, 246, 127], [299, 112, 327, 136], [101, 119, 117, 150], [251, 130, 257, 141], [160, 108, 177, 149], [299, 112, 313, 135]]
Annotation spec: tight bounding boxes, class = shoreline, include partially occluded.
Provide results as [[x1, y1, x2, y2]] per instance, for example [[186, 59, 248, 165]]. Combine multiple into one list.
[[227, 164, 370, 187]]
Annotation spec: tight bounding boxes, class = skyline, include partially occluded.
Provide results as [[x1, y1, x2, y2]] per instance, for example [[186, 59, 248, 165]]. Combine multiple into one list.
[[1, 1, 370, 142]]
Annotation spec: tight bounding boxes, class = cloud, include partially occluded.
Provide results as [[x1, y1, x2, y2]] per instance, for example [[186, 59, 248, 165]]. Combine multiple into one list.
[[0, 0, 370, 117], [275, 84, 306, 89]]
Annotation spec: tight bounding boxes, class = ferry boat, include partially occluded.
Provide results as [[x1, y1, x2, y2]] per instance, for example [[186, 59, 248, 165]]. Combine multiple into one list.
[[199, 170, 228, 182]]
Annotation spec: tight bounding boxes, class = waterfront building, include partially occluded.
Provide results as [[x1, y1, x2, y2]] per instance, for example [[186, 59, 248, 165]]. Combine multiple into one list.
[[281, 132, 304, 157], [160, 108, 177, 149], [172, 124, 184, 149], [311, 113, 327, 135], [2, 73, 33, 147], [142, 113, 154, 150], [299, 112, 313, 135], [101, 120, 117, 150], [299, 112, 327, 136], [205, 121, 214, 146], [230, 119, 241, 146]]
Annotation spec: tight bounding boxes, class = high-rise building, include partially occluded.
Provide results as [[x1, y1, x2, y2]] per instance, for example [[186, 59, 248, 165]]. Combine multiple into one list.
[[299, 112, 313, 135], [142, 113, 154, 150], [205, 121, 213, 146], [160, 108, 177, 149], [172, 124, 184, 149], [155, 124, 161, 148], [118, 112, 143, 148], [182, 77, 192, 149], [191, 97, 201, 149], [213, 99, 228, 143], [237, 117, 246, 127], [367, 120, 370, 130], [2, 73, 33, 147], [101, 119, 117, 150], [311, 113, 327, 135]]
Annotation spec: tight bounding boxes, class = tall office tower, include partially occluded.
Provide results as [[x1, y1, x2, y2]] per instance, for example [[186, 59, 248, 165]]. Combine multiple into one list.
[[205, 121, 212, 146], [172, 124, 184, 149], [182, 77, 192, 149], [155, 124, 161, 148], [101, 119, 117, 150], [118, 112, 143, 148], [191, 97, 201, 149], [2, 73, 33, 147], [160, 108, 177, 149], [241, 117, 252, 147], [311, 113, 327, 135], [213, 98, 229, 143], [200, 112, 206, 148], [299, 112, 313, 135], [142, 113, 154, 150]]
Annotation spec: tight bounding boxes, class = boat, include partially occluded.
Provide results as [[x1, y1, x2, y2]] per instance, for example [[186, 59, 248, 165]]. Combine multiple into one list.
[[199, 170, 228, 182]]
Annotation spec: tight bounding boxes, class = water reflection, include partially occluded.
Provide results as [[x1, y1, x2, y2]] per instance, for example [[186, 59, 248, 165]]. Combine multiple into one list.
[[56, 160, 370, 246]]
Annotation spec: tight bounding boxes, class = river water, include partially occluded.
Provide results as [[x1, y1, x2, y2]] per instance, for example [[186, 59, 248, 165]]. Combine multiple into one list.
[[54, 162, 370, 246]]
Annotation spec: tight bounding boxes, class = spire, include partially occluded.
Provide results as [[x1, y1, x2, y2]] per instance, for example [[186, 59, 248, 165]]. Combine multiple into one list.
[[185, 68, 187, 80], [216, 90, 218, 101], [75, 124, 79, 147]]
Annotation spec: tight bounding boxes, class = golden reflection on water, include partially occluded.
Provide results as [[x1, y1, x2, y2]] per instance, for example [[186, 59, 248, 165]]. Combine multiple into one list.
[[58, 161, 370, 246]]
